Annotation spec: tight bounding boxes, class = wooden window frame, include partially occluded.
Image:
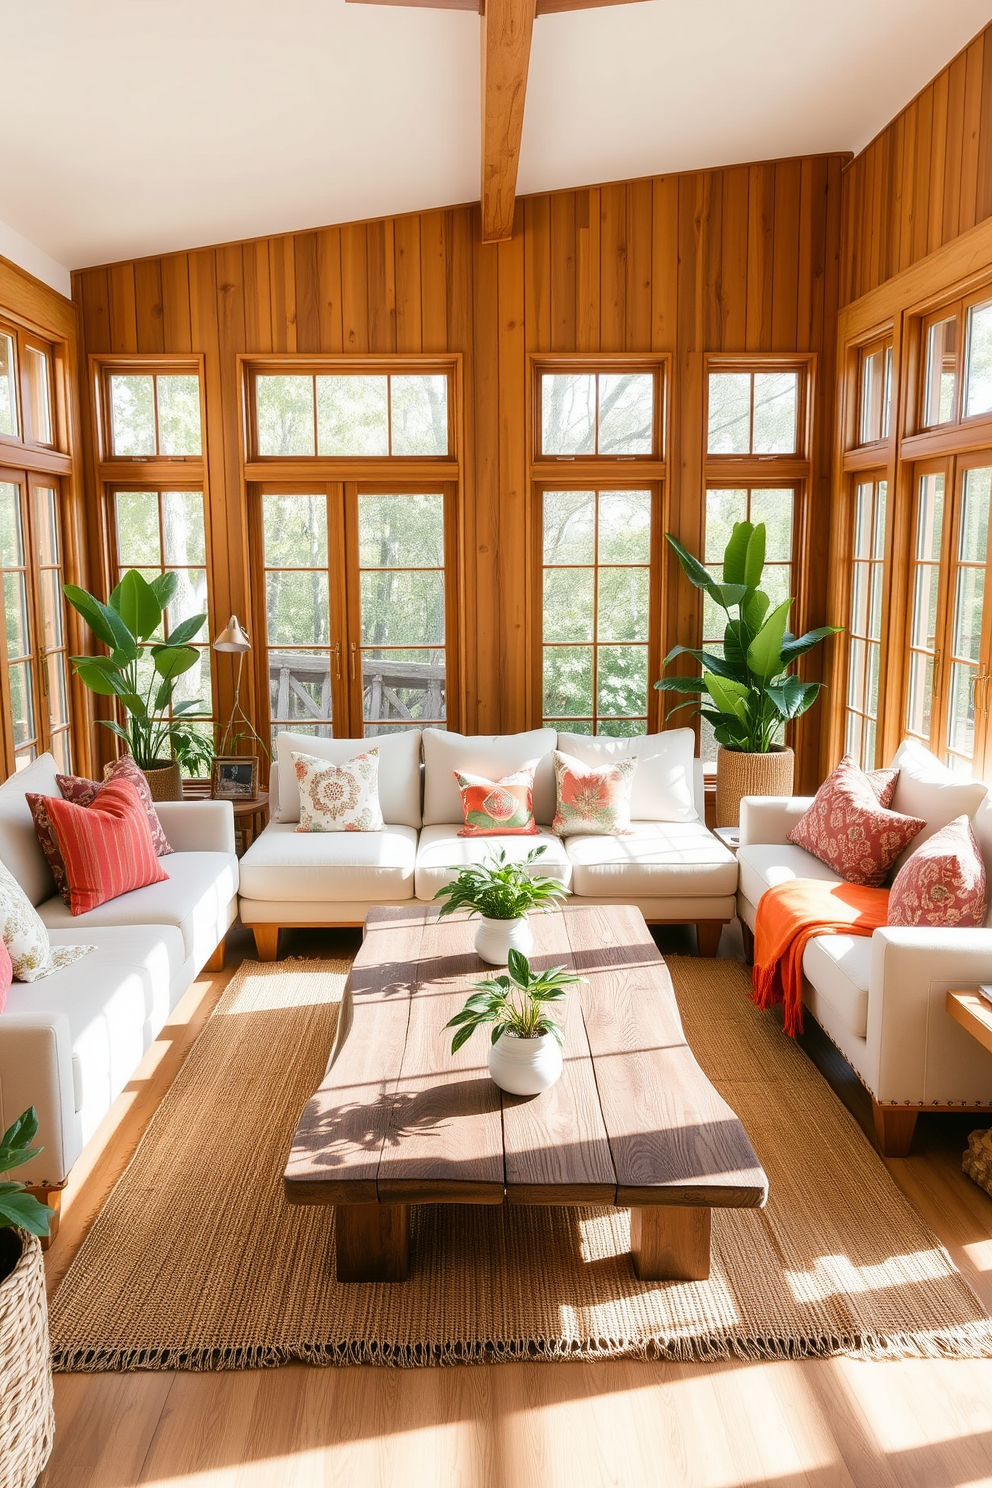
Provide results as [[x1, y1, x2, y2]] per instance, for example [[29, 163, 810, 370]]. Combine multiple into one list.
[[92, 354, 206, 469], [841, 473, 889, 770], [703, 353, 814, 475], [530, 355, 668, 468], [855, 339, 894, 450], [241, 355, 461, 475], [0, 317, 71, 471]]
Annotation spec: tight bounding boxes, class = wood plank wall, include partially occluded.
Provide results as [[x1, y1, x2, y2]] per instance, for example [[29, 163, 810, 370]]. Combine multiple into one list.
[[841, 21, 992, 304], [72, 158, 844, 786]]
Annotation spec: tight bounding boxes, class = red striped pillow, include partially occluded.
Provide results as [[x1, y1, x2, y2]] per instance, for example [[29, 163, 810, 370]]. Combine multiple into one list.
[[37, 777, 168, 916]]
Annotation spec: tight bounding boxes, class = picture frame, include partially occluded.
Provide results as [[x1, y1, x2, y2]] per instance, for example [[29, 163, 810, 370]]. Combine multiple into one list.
[[211, 755, 259, 802]]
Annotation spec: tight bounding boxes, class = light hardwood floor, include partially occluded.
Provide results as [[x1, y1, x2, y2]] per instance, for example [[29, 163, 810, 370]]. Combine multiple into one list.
[[36, 923, 992, 1488]]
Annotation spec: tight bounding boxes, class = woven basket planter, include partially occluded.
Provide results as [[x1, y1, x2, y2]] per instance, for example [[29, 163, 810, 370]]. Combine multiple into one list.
[[0, 1230, 54, 1488], [715, 745, 795, 828], [141, 760, 183, 801]]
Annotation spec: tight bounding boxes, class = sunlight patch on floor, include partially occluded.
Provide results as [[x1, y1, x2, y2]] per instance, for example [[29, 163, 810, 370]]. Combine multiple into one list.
[[785, 1246, 955, 1301]]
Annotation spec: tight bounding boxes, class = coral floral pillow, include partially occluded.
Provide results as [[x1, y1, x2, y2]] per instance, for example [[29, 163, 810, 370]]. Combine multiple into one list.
[[456, 767, 538, 837], [35, 776, 168, 916], [787, 754, 926, 888], [552, 751, 636, 838], [887, 815, 987, 927]]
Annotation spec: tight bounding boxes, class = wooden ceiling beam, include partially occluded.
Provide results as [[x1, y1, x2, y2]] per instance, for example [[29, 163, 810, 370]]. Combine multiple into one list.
[[480, 0, 536, 242]]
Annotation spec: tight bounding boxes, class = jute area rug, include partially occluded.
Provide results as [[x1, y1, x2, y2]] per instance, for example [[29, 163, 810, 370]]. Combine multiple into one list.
[[50, 952, 992, 1369]]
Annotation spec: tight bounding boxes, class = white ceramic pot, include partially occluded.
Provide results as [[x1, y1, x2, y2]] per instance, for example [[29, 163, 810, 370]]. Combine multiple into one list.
[[473, 915, 533, 966], [487, 1029, 563, 1096]]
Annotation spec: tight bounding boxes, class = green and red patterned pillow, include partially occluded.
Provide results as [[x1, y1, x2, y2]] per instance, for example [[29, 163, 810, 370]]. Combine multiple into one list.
[[552, 750, 636, 838], [455, 767, 539, 837]]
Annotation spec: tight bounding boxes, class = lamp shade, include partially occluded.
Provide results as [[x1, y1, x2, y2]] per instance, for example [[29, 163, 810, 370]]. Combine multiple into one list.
[[213, 615, 251, 653]]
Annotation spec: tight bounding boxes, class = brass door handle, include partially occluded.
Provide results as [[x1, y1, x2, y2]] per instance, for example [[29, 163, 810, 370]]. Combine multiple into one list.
[[333, 641, 341, 680], [931, 648, 942, 697], [350, 642, 357, 681]]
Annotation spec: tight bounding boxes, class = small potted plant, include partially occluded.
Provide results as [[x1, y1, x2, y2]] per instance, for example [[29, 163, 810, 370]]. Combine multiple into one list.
[[445, 948, 581, 1094], [0, 1108, 55, 1488], [433, 845, 568, 965]]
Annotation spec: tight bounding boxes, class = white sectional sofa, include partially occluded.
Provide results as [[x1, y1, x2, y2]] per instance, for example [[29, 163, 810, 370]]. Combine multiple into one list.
[[736, 740, 992, 1155], [0, 753, 239, 1205], [238, 727, 738, 959]]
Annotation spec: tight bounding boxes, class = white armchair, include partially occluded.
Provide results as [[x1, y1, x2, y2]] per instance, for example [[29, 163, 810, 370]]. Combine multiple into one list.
[[736, 750, 992, 1157]]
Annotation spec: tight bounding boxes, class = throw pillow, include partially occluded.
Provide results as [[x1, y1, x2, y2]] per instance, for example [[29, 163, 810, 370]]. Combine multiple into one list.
[[39, 776, 169, 916], [293, 749, 385, 832], [867, 767, 898, 808], [455, 766, 538, 837], [787, 753, 926, 887], [59, 757, 173, 854], [0, 940, 12, 1012], [0, 857, 95, 980], [552, 751, 636, 838], [887, 815, 988, 927]]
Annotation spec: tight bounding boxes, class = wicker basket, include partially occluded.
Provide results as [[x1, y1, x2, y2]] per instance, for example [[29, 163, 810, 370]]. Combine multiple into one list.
[[141, 760, 183, 801], [715, 745, 795, 828], [0, 1230, 55, 1488]]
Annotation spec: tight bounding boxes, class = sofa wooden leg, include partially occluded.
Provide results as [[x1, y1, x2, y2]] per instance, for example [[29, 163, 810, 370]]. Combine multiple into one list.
[[26, 1186, 62, 1250], [204, 935, 226, 973], [695, 922, 724, 957], [740, 921, 755, 966], [253, 926, 280, 962], [872, 1100, 918, 1157]]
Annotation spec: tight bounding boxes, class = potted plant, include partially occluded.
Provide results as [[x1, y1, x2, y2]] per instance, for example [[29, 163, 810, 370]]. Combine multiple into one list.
[[64, 569, 208, 800], [0, 1108, 55, 1488], [433, 845, 568, 964], [445, 948, 581, 1094], [655, 522, 841, 826]]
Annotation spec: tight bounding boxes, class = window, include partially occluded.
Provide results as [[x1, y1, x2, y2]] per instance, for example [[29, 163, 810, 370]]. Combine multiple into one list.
[[252, 372, 449, 458], [260, 486, 452, 742], [0, 473, 71, 770], [858, 343, 893, 445], [915, 292, 992, 431], [707, 370, 800, 455], [845, 479, 887, 768], [923, 315, 957, 428], [966, 297, 992, 419], [0, 324, 57, 449], [110, 489, 212, 736], [539, 372, 657, 457], [107, 372, 202, 457], [540, 489, 652, 735]]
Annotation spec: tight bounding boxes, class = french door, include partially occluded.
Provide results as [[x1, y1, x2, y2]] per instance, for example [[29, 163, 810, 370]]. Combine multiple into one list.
[[905, 453, 992, 774], [254, 482, 457, 741], [0, 467, 71, 771]]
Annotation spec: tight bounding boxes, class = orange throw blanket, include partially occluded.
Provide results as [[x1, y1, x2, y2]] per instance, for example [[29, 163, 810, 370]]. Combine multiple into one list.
[[751, 879, 890, 1036]]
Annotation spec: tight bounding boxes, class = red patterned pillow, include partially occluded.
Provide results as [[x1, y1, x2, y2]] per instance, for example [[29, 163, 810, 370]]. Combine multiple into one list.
[[867, 767, 898, 808], [58, 756, 172, 855], [888, 815, 987, 927], [787, 754, 926, 887], [35, 777, 168, 916], [456, 767, 538, 837]]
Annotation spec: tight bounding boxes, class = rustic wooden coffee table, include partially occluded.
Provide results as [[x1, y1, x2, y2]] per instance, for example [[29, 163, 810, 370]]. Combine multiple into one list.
[[284, 903, 768, 1282]]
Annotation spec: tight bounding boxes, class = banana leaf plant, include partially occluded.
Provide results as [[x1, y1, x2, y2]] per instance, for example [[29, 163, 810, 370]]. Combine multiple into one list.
[[654, 522, 841, 753], [64, 569, 208, 769]]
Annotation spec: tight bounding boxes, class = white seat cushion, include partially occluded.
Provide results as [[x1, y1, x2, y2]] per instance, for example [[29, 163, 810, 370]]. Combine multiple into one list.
[[239, 822, 417, 902], [802, 933, 872, 1039], [565, 820, 737, 899], [415, 824, 571, 902], [422, 729, 557, 826], [37, 851, 238, 960], [737, 842, 844, 908]]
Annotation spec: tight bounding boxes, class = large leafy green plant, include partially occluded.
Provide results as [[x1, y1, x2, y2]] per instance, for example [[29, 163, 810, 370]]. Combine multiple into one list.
[[655, 522, 840, 753], [64, 569, 208, 770], [444, 948, 581, 1052], [0, 1108, 54, 1238], [433, 846, 568, 922]]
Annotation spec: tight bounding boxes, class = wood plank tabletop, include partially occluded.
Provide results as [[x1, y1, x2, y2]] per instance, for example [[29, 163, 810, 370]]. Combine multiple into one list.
[[284, 903, 768, 1212]]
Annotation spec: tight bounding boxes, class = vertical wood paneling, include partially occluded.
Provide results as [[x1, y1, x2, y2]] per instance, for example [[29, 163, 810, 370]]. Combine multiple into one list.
[[843, 23, 992, 302], [293, 233, 321, 354]]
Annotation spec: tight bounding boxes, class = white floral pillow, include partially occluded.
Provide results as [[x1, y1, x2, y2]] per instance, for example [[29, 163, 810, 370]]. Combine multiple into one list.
[[292, 749, 385, 833], [0, 858, 95, 982]]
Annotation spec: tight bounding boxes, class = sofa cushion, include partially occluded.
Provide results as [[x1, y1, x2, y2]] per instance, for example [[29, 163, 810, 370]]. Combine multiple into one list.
[[565, 820, 737, 899], [239, 822, 417, 903], [802, 933, 872, 1039], [552, 751, 635, 837], [37, 850, 238, 960], [293, 748, 385, 833], [415, 823, 571, 901], [889, 740, 989, 872], [422, 729, 557, 827], [0, 751, 60, 905], [456, 767, 538, 836], [275, 729, 422, 829], [556, 730, 697, 822], [737, 842, 844, 909], [38, 776, 168, 915], [888, 814, 987, 928], [787, 754, 925, 887]]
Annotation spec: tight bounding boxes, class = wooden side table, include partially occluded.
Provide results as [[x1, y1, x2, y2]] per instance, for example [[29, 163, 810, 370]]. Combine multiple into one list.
[[946, 989, 992, 1055], [182, 782, 269, 855]]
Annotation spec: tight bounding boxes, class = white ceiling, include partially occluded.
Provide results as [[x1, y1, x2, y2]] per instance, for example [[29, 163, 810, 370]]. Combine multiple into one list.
[[2, 0, 991, 277]]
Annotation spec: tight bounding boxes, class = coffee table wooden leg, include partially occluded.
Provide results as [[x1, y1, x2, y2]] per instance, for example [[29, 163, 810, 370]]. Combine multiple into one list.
[[630, 1206, 711, 1281], [335, 1203, 409, 1282]]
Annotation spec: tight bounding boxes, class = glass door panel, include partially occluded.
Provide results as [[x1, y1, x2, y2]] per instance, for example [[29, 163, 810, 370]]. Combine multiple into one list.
[[0, 479, 37, 768], [31, 483, 71, 771], [906, 472, 945, 743], [262, 492, 335, 743], [846, 478, 887, 768], [945, 466, 992, 772]]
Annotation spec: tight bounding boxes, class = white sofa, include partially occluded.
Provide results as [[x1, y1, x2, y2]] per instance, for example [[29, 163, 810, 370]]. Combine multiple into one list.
[[238, 727, 738, 959], [0, 753, 239, 1206], [737, 740, 992, 1155]]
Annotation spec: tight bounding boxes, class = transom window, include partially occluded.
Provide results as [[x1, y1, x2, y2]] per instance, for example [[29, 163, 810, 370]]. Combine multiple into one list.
[[917, 291, 992, 430], [0, 324, 56, 449], [106, 371, 202, 457], [707, 370, 800, 455], [858, 342, 893, 445], [538, 372, 657, 458], [845, 479, 887, 768], [540, 489, 653, 735], [252, 373, 449, 459]]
